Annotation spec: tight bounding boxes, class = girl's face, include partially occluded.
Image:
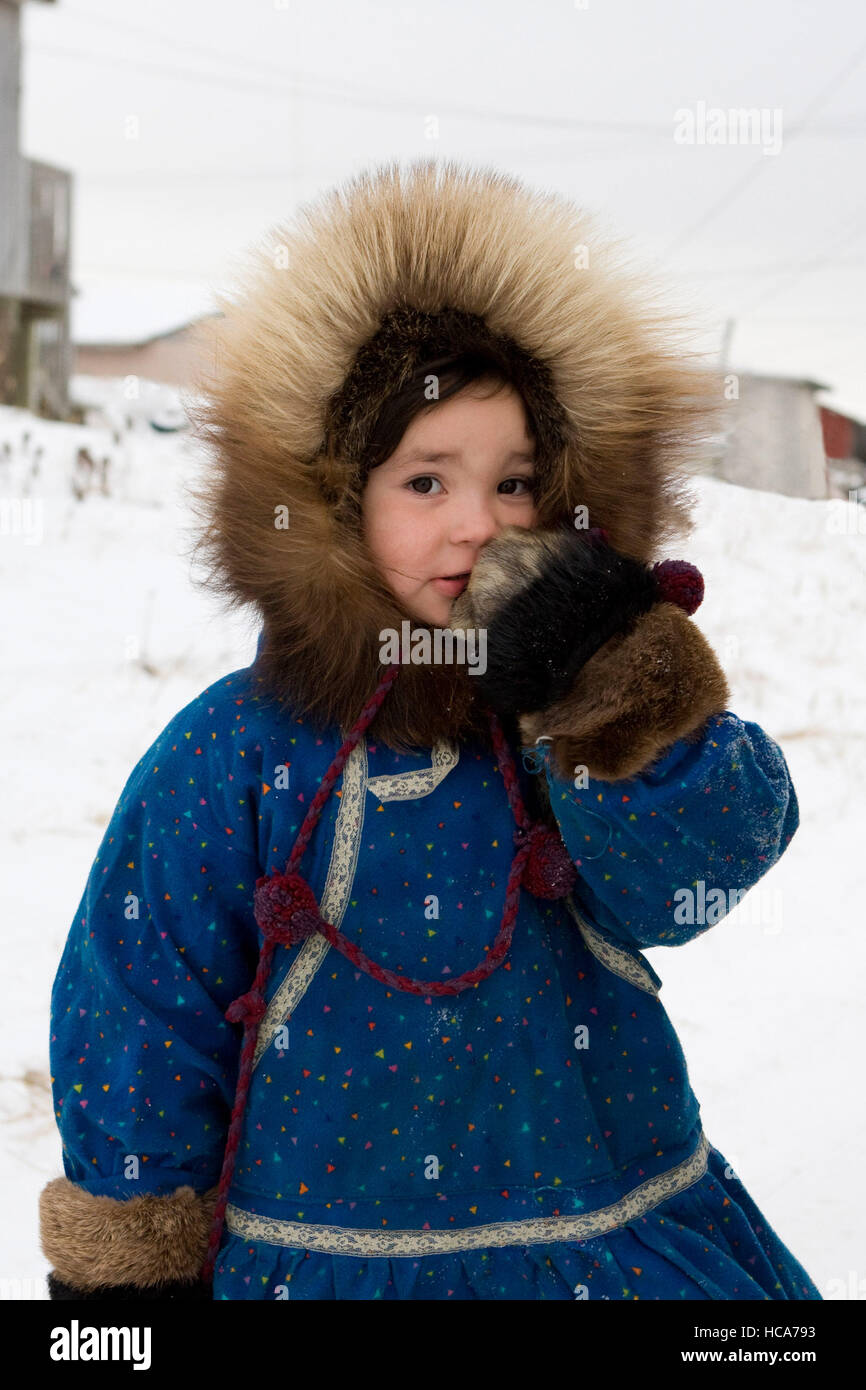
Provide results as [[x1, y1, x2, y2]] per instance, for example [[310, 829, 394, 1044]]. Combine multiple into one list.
[[361, 384, 538, 627]]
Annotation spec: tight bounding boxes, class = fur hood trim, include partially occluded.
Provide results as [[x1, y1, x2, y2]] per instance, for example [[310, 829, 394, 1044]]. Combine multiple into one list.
[[185, 158, 722, 752]]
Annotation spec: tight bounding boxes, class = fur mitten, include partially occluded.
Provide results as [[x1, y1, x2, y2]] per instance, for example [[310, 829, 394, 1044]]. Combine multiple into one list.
[[449, 524, 730, 782]]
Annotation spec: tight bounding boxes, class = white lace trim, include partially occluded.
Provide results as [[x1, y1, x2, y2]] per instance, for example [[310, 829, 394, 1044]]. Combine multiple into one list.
[[564, 896, 660, 997], [224, 1131, 710, 1255], [366, 740, 460, 801], [252, 736, 368, 1068]]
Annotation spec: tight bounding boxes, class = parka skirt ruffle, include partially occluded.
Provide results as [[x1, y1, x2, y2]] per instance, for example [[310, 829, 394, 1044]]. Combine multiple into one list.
[[212, 1144, 821, 1301]]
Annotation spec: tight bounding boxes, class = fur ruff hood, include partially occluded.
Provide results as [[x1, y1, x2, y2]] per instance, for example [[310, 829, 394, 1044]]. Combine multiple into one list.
[[186, 158, 721, 754]]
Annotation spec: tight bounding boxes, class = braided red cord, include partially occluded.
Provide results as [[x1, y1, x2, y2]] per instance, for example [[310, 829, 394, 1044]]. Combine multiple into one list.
[[199, 671, 539, 1285], [297, 710, 534, 995], [199, 662, 402, 1282], [310, 828, 530, 995]]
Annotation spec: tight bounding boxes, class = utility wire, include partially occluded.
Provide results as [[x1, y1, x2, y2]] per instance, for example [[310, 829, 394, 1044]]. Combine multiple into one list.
[[660, 31, 866, 260], [734, 206, 866, 316], [26, 37, 866, 135]]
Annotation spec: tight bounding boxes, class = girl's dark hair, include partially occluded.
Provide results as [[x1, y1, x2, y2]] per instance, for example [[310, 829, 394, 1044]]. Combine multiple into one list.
[[321, 307, 569, 527], [362, 349, 538, 477]]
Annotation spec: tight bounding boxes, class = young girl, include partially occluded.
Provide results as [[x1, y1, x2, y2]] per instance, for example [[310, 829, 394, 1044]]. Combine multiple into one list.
[[40, 159, 821, 1301]]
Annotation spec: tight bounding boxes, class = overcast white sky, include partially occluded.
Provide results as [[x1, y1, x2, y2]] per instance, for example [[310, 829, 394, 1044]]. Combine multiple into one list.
[[19, 0, 866, 418]]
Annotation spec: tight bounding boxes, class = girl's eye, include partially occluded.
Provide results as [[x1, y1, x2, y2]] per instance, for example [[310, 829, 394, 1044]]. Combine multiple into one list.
[[405, 475, 442, 495], [499, 477, 535, 496], [405, 475, 535, 496]]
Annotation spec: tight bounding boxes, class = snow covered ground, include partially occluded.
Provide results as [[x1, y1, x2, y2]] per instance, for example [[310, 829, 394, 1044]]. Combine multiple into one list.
[[1, 385, 863, 1299]]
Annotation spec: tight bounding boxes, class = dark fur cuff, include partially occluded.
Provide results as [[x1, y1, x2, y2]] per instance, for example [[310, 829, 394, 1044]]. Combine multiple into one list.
[[518, 602, 730, 782], [39, 1177, 219, 1293], [47, 1270, 211, 1300]]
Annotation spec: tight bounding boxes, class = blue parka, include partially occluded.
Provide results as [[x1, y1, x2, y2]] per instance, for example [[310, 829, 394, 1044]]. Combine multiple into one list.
[[48, 644, 821, 1301]]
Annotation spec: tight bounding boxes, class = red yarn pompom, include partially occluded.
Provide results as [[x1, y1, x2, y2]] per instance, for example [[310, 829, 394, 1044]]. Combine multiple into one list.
[[651, 559, 704, 615], [253, 871, 322, 946], [519, 824, 577, 900]]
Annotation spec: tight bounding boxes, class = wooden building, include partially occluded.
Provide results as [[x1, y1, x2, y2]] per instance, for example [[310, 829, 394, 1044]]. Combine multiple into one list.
[[0, 0, 73, 418]]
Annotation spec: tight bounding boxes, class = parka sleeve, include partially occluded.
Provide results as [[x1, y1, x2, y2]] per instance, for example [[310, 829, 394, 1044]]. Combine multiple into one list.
[[39, 708, 262, 1295], [531, 710, 799, 950]]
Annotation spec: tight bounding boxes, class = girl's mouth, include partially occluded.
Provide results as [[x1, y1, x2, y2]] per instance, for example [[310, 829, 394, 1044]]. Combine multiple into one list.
[[432, 573, 471, 596]]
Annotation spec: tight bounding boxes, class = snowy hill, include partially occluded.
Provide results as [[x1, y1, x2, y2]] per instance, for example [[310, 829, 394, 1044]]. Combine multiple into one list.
[[1, 387, 862, 1299]]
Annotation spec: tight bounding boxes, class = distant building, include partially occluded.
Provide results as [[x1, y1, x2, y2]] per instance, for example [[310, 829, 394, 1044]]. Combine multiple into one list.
[[713, 372, 831, 499], [0, 0, 73, 418], [819, 403, 866, 501], [74, 313, 219, 391]]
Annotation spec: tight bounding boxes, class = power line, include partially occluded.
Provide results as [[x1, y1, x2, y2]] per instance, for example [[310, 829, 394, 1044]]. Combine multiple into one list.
[[734, 206, 866, 316], [71, 7, 866, 137], [48, 3, 394, 107], [21, 39, 687, 128], [23, 38, 661, 127], [28, 41, 346, 103], [26, 37, 866, 137], [660, 31, 866, 260]]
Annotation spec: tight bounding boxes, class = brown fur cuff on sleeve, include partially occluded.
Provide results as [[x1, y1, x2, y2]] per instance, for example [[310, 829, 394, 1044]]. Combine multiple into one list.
[[518, 602, 730, 783], [39, 1177, 219, 1292]]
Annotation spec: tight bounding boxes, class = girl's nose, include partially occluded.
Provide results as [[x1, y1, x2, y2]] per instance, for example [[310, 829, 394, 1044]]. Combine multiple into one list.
[[448, 499, 503, 548]]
